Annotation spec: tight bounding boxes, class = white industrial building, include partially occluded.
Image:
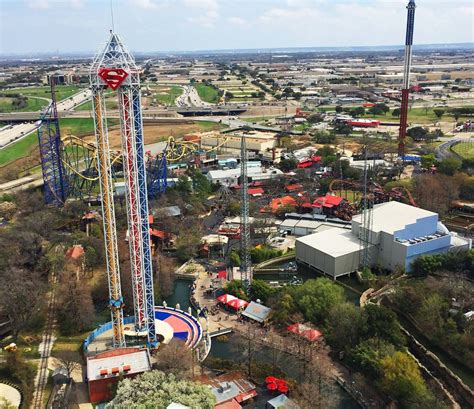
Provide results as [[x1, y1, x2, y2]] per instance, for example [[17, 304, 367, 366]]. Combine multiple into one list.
[[296, 202, 472, 278], [206, 165, 283, 187]]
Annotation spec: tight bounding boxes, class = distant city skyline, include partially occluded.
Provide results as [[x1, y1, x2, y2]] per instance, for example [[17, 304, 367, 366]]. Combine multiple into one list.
[[0, 0, 473, 54]]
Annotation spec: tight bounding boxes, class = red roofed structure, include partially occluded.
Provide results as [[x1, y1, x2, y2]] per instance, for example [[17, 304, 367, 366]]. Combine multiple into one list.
[[268, 196, 297, 214], [65, 244, 85, 260], [287, 323, 323, 342], [285, 184, 303, 192], [248, 187, 264, 196], [312, 194, 345, 216]]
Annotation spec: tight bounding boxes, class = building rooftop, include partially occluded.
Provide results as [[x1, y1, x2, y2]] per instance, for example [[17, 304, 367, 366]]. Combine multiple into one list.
[[242, 301, 271, 323], [297, 228, 364, 256], [352, 202, 437, 235], [86, 348, 151, 381]]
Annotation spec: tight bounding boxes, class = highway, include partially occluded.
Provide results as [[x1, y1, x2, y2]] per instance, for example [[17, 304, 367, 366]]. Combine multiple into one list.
[[0, 89, 92, 149], [175, 85, 213, 108]]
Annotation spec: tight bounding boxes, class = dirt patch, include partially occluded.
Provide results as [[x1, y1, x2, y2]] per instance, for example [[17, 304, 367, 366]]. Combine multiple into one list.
[[83, 122, 220, 149]]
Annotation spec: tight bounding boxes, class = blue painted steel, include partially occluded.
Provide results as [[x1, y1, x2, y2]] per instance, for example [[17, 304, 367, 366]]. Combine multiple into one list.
[[37, 105, 67, 206], [132, 89, 157, 346], [147, 155, 168, 198]]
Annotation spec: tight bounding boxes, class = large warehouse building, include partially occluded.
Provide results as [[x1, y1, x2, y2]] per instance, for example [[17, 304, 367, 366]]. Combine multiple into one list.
[[296, 202, 472, 278]]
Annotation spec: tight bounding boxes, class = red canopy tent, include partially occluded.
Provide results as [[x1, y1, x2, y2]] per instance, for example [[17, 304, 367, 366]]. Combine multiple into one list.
[[227, 299, 249, 310], [217, 270, 227, 280], [267, 383, 278, 391], [217, 294, 237, 304], [287, 323, 323, 342]]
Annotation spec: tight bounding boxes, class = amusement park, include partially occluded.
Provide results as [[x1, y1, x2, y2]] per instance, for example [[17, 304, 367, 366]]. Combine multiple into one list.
[[1, 0, 474, 408]]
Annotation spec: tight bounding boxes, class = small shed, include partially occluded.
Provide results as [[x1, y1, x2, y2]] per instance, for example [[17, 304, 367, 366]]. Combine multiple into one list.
[[266, 394, 300, 409], [52, 367, 70, 385], [242, 301, 271, 324]]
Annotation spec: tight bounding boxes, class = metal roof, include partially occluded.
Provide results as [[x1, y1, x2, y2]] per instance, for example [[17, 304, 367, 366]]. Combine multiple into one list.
[[242, 301, 271, 323], [297, 228, 364, 257], [352, 202, 437, 235]]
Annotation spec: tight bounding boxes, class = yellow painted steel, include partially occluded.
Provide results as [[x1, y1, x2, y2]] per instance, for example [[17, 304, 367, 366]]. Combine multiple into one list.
[[93, 92, 125, 346]]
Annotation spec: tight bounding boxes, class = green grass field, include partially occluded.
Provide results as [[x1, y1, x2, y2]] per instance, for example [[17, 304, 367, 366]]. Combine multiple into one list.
[[1, 85, 81, 101], [318, 105, 472, 124], [75, 98, 118, 111], [452, 142, 474, 159], [0, 132, 37, 166], [194, 83, 219, 103], [151, 85, 183, 106], [0, 118, 119, 167], [0, 96, 48, 113]]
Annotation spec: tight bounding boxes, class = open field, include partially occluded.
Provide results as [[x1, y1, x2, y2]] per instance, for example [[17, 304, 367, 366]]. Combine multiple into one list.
[[0, 118, 118, 168], [88, 120, 224, 148], [147, 85, 183, 106], [452, 141, 474, 159], [0, 96, 48, 113], [319, 105, 474, 125], [75, 98, 118, 111], [194, 83, 219, 103], [1, 85, 81, 102]]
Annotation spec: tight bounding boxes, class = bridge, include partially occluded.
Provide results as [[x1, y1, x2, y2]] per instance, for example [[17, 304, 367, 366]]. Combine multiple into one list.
[[209, 328, 233, 338]]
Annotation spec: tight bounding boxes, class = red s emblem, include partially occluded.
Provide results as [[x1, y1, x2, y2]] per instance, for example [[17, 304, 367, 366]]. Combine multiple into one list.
[[98, 68, 129, 90]]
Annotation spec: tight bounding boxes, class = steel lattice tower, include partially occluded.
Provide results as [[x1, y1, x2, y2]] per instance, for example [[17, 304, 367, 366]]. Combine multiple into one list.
[[90, 32, 156, 347], [240, 134, 252, 292], [398, 0, 416, 158], [37, 79, 67, 207]]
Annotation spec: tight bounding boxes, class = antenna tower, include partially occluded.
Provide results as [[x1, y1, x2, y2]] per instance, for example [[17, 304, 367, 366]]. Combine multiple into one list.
[[240, 133, 252, 292], [398, 0, 417, 158], [360, 147, 374, 272]]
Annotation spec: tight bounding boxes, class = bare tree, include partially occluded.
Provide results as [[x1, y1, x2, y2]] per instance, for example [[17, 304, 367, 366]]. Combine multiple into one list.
[[0, 268, 46, 339], [54, 350, 82, 378], [153, 341, 193, 377]]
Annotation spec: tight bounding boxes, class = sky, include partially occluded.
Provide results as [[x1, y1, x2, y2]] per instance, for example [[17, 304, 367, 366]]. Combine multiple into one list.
[[0, 0, 473, 54]]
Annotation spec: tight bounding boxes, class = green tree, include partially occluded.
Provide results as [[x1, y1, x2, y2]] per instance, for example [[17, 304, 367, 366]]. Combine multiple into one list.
[[407, 126, 428, 141], [326, 303, 366, 354], [351, 337, 396, 378], [107, 370, 216, 409], [335, 105, 343, 113], [438, 158, 461, 176], [250, 279, 274, 303], [363, 304, 405, 347], [225, 279, 248, 300], [420, 154, 436, 169], [270, 293, 297, 326], [279, 157, 297, 172], [433, 109, 445, 120], [295, 278, 345, 324], [351, 107, 365, 117], [379, 351, 434, 409], [307, 113, 323, 124], [460, 176, 474, 200], [392, 108, 401, 117], [229, 250, 240, 267]]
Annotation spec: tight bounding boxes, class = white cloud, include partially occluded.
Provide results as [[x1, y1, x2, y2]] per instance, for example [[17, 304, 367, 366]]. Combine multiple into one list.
[[227, 16, 247, 26], [184, 0, 219, 28], [27, 0, 50, 9], [131, 0, 160, 10], [71, 0, 84, 8]]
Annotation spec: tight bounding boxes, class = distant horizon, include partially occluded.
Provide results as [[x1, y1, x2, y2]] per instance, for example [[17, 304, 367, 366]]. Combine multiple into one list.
[[1, 41, 473, 60], [1, 0, 472, 56]]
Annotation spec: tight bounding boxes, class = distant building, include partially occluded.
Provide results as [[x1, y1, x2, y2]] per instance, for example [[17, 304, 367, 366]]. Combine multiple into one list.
[[207, 165, 283, 187], [296, 202, 472, 278], [45, 73, 75, 85]]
